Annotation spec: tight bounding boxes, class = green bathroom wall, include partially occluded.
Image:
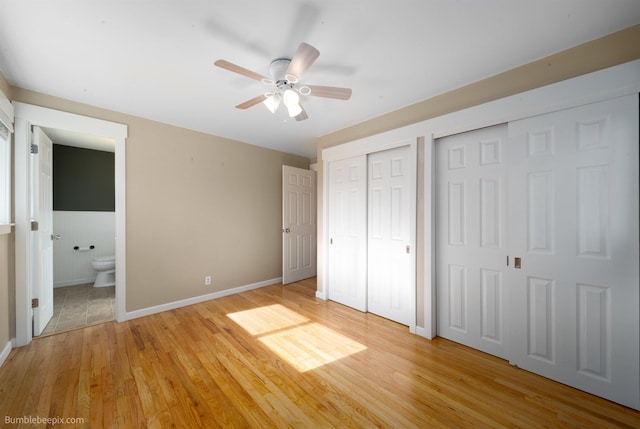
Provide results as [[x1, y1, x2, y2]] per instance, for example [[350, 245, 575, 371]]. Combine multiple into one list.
[[53, 144, 115, 211]]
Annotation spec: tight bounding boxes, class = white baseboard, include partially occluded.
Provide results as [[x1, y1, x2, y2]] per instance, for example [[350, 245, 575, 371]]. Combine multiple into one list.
[[125, 277, 282, 321], [54, 277, 96, 288], [415, 325, 434, 340], [0, 340, 12, 368], [315, 290, 326, 300]]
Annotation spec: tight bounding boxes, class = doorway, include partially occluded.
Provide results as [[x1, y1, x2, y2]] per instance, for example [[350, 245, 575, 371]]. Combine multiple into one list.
[[13, 102, 127, 346], [37, 126, 117, 335]]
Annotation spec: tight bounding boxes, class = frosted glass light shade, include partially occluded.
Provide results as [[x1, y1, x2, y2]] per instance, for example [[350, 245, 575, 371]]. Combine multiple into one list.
[[287, 103, 302, 117], [263, 94, 281, 114], [282, 89, 300, 108]]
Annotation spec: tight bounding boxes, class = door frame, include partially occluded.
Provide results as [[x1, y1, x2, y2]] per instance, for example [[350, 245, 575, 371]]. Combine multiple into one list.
[[320, 59, 640, 340], [13, 102, 127, 346]]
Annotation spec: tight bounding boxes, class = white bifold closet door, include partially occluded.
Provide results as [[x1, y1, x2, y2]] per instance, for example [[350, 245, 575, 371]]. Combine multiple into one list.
[[436, 95, 639, 409]]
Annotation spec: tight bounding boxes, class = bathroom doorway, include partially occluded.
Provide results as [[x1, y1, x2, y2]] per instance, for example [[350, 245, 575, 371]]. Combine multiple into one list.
[[38, 126, 117, 335], [13, 102, 127, 346]]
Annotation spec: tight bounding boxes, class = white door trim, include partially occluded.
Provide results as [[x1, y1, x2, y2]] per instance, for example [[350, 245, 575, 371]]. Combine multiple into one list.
[[321, 59, 640, 340], [13, 102, 127, 346]]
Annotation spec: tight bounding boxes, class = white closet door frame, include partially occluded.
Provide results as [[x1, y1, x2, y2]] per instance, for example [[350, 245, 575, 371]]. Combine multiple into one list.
[[320, 60, 640, 340]]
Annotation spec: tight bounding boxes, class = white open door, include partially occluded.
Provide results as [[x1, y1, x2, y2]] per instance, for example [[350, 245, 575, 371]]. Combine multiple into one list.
[[282, 165, 316, 284], [31, 126, 54, 336], [327, 155, 368, 311], [508, 95, 639, 409]]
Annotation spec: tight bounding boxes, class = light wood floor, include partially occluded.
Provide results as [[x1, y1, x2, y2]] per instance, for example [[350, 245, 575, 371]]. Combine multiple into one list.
[[1, 278, 639, 428]]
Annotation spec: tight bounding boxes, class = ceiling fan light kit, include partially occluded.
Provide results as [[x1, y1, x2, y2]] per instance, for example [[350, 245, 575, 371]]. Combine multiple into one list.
[[215, 42, 352, 121], [263, 92, 281, 114]]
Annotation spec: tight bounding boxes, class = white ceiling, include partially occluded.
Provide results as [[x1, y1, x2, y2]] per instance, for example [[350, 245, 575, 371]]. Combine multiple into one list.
[[1, 1, 639, 158]]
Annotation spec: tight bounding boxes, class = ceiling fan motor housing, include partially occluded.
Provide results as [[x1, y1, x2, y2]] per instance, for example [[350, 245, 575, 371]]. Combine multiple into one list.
[[270, 58, 293, 85]]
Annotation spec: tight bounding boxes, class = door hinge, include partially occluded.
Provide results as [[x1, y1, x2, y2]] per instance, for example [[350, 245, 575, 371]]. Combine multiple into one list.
[[30, 143, 38, 154], [406, 244, 411, 254], [330, 238, 333, 244], [32, 298, 39, 308], [31, 221, 39, 231]]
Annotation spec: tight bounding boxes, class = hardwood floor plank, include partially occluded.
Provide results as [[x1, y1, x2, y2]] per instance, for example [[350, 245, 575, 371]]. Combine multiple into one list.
[[1, 278, 639, 428]]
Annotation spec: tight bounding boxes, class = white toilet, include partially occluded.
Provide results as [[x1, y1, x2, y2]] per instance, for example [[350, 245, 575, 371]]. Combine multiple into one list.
[[92, 255, 116, 287]]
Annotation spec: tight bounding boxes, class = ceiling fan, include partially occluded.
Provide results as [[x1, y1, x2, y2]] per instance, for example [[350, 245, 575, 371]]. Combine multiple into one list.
[[214, 42, 352, 121]]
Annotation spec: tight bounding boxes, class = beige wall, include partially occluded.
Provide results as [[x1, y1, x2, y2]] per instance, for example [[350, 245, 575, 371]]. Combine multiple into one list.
[[0, 72, 13, 350], [9, 88, 309, 316], [315, 24, 640, 331]]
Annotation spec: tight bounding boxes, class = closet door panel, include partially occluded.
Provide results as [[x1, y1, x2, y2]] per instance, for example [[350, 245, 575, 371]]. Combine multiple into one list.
[[507, 95, 639, 410], [368, 145, 415, 326], [435, 124, 509, 359], [327, 155, 367, 311]]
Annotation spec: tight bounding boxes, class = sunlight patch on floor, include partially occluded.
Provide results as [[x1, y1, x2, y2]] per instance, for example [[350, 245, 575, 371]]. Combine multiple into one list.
[[227, 304, 367, 372], [227, 304, 309, 335]]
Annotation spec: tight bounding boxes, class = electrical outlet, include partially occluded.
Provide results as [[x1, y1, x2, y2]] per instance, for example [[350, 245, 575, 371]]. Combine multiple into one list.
[[205, 276, 212, 286]]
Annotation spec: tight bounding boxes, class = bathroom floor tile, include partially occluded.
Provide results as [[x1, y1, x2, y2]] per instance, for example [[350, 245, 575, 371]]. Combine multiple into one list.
[[89, 287, 112, 298], [40, 284, 116, 336], [55, 318, 89, 332]]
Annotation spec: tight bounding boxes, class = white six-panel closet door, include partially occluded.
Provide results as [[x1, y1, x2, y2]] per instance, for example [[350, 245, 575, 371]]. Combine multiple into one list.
[[435, 124, 509, 359], [507, 95, 639, 410], [436, 95, 640, 410]]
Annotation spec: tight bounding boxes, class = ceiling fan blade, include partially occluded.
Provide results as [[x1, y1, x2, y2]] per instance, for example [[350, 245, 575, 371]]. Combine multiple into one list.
[[295, 105, 309, 121], [214, 60, 269, 82], [235, 95, 267, 109], [286, 43, 320, 81], [307, 85, 352, 100]]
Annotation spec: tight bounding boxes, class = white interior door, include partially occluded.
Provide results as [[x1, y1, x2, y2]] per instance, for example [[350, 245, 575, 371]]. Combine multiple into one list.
[[507, 95, 639, 409], [436, 124, 509, 359], [327, 155, 367, 311], [367, 145, 416, 326], [31, 126, 54, 336], [282, 165, 316, 284]]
